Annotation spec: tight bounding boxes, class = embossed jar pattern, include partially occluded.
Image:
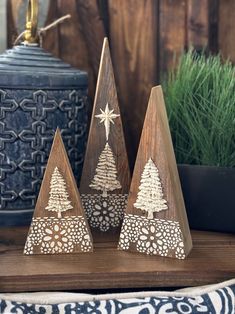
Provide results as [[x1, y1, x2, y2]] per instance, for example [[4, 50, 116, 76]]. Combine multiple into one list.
[[0, 45, 88, 226]]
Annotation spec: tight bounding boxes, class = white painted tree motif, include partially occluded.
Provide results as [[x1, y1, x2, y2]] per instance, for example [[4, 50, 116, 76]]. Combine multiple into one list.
[[45, 167, 73, 218], [89, 143, 121, 197], [134, 158, 168, 219], [95, 103, 120, 141]]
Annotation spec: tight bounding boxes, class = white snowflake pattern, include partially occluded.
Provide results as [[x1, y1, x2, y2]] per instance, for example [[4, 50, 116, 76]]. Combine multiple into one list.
[[120, 218, 139, 242], [137, 225, 159, 255], [118, 233, 130, 250], [118, 214, 186, 259], [24, 216, 92, 255], [81, 194, 128, 232], [41, 224, 74, 254]]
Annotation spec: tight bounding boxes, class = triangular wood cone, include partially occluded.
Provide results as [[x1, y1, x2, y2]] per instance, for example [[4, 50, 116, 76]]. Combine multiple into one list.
[[118, 86, 192, 259], [80, 38, 130, 235], [24, 128, 93, 255]]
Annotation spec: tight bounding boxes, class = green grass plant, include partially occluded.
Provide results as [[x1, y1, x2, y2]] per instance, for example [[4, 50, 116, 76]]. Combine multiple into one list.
[[164, 50, 235, 167]]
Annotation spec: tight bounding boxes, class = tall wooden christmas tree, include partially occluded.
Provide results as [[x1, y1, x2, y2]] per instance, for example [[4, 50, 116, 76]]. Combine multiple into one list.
[[80, 38, 130, 235], [24, 129, 93, 255], [118, 86, 192, 259]]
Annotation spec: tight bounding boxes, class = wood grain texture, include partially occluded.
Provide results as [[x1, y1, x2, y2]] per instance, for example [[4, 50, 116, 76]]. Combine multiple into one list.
[[0, 227, 235, 292], [24, 129, 93, 254], [108, 0, 158, 169], [76, 0, 106, 77], [208, 0, 219, 54], [80, 38, 130, 237], [80, 38, 130, 196], [33, 129, 87, 219], [6, 1, 235, 174], [56, 0, 105, 101], [41, 0, 60, 57], [187, 0, 209, 51], [122, 86, 192, 257], [159, 0, 186, 78], [219, 0, 235, 63]]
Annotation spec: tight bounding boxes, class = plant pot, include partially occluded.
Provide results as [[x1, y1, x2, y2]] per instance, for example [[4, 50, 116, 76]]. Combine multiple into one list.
[[178, 164, 235, 233]]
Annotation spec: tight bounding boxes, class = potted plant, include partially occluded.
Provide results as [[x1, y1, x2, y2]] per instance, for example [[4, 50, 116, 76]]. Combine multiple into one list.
[[164, 50, 235, 233]]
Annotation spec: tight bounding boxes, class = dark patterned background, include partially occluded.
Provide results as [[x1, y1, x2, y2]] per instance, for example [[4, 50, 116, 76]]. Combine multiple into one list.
[[0, 88, 87, 213]]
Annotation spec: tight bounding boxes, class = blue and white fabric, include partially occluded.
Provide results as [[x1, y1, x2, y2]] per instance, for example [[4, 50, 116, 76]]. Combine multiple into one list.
[[0, 279, 235, 313]]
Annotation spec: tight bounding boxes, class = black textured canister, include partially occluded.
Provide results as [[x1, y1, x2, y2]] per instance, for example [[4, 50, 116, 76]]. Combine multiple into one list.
[[0, 44, 88, 226]]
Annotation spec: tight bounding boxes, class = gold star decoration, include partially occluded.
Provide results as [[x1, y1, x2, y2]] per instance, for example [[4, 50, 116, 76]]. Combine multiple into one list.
[[95, 103, 120, 141]]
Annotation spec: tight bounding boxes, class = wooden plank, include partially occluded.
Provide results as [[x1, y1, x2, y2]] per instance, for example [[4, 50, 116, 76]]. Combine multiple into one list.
[[0, 227, 235, 292], [208, 0, 219, 54], [56, 0, 105, 101], [159, 0, 186, 77], [53, 0, 88, 69], [76, 0, 106, 77], [108, 0, 158, 169], [41, 0, 60, 58], [219, 0, 235, 63], [74, 0, 106, 106], [187, 0, 209, 51], [119, 86, 192, 259]]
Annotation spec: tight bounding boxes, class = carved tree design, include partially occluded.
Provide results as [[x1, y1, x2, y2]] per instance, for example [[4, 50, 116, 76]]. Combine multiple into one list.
[[89, 143, 121, 197], [45, 167, 73, 218], [134, 158, 168, 219]]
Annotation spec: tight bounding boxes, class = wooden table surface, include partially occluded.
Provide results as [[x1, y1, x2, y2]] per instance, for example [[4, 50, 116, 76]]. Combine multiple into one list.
[[0, 227, 235, 292]]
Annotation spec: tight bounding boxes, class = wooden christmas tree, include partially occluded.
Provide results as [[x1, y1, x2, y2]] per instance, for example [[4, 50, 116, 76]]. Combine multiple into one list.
[[80, 38, 130, 234], [24, 129, 93, 255], [134, 158, 168, 219], [118, 86, 192, 259]]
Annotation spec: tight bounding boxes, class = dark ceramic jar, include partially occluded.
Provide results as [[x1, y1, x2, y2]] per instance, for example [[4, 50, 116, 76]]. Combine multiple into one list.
[[0, 44, 88, 226]]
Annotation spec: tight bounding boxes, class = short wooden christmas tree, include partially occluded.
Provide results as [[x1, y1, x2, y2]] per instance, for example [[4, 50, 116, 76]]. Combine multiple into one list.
[[24, 129, 93, 255], [80, 38, 130, 235], [118, 86, 192, 259]]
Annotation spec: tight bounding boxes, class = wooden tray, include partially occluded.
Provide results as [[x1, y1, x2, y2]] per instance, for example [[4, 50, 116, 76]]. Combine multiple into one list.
[[0, 227, 235, 292]]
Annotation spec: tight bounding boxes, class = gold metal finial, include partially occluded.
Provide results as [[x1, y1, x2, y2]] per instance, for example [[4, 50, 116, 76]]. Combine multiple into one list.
[[24, 0, 39, 44]]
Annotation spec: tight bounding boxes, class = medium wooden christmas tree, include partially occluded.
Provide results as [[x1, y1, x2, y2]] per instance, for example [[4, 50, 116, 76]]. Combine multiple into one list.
[[80, 38, 130, 235], [24, 129, 93, 255], [118, 86, 192, 259]]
